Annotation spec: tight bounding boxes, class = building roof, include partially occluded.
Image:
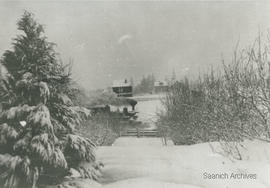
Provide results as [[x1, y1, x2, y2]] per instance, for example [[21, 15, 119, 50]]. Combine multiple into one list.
[[112, 79, 132, 87], [154, 81, 168, 87]]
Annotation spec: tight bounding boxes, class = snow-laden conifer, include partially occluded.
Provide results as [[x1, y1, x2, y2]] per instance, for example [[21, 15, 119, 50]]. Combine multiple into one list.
[[0, 11, 98, 188]]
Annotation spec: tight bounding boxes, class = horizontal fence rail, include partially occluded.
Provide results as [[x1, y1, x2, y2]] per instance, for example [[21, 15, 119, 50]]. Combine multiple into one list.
[[121, 129, 159, 137]]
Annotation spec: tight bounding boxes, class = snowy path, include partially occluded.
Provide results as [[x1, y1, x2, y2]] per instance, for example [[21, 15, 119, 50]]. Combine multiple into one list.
[[96, 138, 270, 188]]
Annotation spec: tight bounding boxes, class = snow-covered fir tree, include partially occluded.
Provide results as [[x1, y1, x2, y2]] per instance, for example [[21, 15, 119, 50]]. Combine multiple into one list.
[[0, 11, 98, 188]]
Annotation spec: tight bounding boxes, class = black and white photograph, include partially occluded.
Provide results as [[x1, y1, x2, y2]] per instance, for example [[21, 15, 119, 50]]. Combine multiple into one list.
[[1, 1, 270, 188]]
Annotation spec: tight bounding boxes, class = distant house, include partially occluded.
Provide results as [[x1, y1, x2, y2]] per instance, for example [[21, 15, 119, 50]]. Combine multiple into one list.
[[154, 81, 169, 93], [89, 98, 138, 119], [112, 79, 133, 97], [110, 98, 137, 112]]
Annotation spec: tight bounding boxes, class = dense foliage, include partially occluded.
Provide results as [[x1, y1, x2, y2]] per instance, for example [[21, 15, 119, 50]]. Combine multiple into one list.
[[0, 12, 97, 188]]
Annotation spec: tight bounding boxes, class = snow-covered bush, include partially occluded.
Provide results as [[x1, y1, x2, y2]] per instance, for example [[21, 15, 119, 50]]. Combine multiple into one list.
[[158, 33, 270, 151], [0, 11, 98, 188]]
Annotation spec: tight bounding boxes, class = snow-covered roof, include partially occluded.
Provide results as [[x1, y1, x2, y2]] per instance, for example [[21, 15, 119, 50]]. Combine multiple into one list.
[[112, 80, 131, 87], [154, 81, 168, 87]]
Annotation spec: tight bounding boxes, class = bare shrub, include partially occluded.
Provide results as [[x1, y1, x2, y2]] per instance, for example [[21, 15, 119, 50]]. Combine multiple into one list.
[[157, 33, 270, 158], [78, 113, 122, 146], [79, 119, 118, 146]]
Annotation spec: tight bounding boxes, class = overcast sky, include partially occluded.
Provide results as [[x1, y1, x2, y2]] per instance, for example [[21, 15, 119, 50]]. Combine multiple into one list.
[[1, 1, 270, 90]]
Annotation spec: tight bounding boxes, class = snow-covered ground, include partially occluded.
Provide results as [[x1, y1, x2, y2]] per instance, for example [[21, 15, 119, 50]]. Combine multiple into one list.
[[76, 94, 270, 188], [130, 94, 165, 101], [133, 94, 165, 129], [96, 137, 270, 188]]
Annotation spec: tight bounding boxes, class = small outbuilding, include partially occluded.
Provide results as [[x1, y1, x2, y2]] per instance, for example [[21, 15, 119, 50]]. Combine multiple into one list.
[[154, 81, 169, 93]]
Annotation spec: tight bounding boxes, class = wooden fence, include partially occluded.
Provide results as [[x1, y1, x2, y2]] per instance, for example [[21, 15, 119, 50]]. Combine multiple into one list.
[[121, 128, 159, 137]]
